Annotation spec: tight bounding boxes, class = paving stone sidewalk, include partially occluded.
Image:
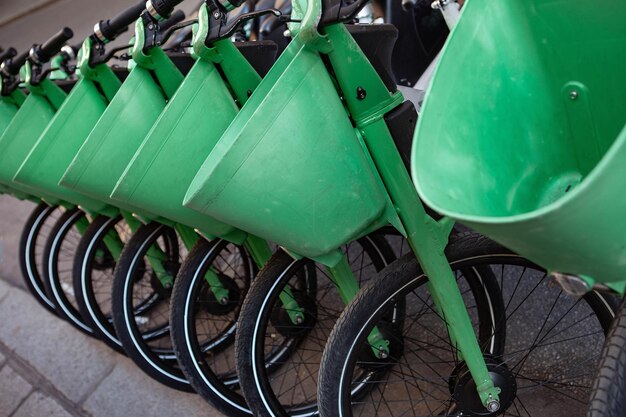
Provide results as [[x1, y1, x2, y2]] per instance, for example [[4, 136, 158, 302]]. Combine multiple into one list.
[[0, 278, 225, 417], [0, 198, 221, 417]]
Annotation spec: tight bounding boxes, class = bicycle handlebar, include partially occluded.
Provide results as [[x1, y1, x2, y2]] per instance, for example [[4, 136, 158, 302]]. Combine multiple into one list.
[[4, 49, 30, 75], [147, 0, 184, 19], [96, 1, 146, 42], [33, 27, 74, 63], [0, 47, 17, 64]]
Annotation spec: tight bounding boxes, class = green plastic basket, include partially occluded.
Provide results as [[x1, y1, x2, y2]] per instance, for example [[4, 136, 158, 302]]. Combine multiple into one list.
[[184, 38, 388, 259], [0, 83, 65, 204], [412, 0, 626, 284], [0, 96, 20, 135], [13, 77, 117, 216], [60, 50, 183, 220], [0, 95, 25, 197], [112, 49, 242, 239]]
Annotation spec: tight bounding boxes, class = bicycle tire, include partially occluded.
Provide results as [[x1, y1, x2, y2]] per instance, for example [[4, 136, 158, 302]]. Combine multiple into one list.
[[43, 207, 95, 336], [171, 237, 257, 417], [18, 203, 61, 315], [111, 221, 193, 391], [318, 232, 616, 417], [74, 214, 129, 353], [235, 234, 397, 417], [588, 298, 626, 417]]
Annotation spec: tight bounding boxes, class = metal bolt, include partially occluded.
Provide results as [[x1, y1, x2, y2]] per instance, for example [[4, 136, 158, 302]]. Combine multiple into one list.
[[295, 315, 304, 325], [486, 398, 500, 413], [148, 23, 155, 30], [570, 90, 579, 100], [378, 346, 388, 359], [213, 11, 222, 19], [219, 296, 229, 305], [356, 87, 367, 100]]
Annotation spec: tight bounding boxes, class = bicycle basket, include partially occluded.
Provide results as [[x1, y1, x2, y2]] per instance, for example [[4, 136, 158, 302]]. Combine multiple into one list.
[[0, 97, 22, 195], [0, 93, 60, 203], [60, 60, 180, 220], [413, 0, 626, 283], [184, 38, 388, 259], [14, 78, 114, 215], [111, 58, 240, 238], [0, 97, 19, 135]]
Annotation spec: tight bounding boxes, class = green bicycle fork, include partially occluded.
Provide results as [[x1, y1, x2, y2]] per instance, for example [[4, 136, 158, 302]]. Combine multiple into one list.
[[327, 255, 389, 356], [322, 22, 502, 409], [199, 234, 274, 307]]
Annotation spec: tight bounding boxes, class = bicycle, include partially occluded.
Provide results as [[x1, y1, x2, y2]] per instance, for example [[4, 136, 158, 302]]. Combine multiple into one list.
[[97, 0, 282, 396], [1, 45, 73, 314], [0, 29, 100, 327], [175, 0, 617, 415], [55, 0, 281, 393], [68, 0, 400, 407]]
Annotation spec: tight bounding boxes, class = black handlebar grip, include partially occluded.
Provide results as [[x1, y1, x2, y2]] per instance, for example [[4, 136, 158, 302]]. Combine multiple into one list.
[[0, 47, 17, 64], [99, 1, 146, 41], [159, 9, 186, 32], [148, 0, 186, 19], [4, 48, 30, 75], [35, 27, 74, 63]]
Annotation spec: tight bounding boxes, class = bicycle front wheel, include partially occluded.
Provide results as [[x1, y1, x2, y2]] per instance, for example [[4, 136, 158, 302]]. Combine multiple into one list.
[[235, 234, 399, 417], [19, 203, 62, 315], [43, 207, 95, 336], [318, 233, 616, 417], [74, 215, 133, 353], [111, 221, 192, 391]]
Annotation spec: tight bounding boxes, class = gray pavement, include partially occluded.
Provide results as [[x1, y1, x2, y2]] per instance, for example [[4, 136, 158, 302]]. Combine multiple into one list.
[[0, 2, 225, 416], [0, 270, 220, 417]]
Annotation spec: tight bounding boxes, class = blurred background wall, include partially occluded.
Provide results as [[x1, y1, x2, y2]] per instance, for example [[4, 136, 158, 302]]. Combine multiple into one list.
[[0, 0, 201, 52]]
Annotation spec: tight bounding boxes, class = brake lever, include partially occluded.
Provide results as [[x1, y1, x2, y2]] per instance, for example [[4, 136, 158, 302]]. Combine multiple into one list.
[[159, 19, 198, 47], [206, 8, 282, 43]]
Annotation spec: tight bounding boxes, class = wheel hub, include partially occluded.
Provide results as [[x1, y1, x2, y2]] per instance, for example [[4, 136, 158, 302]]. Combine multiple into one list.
[[449, 356, 516, 416], [357, 322, 404, 371], [93, 244, 115, 270], [270, 288, 317, 337], [202, 274, 241, 316]]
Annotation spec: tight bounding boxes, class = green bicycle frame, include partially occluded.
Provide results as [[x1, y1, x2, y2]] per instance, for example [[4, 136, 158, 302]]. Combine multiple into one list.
[[322, 23, 501, 408], [185, 0, 503, 409]]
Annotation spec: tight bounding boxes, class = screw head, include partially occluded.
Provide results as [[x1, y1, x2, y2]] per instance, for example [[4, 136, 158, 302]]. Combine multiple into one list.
[[356, 87, 367, 100], [570, 90, 579, 100], [486, 399, 500, 413], [213, 11, 222, 19], [378, 346, 388, 359], [295, 315, 304, 325], [219, 296, 229, 305]]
